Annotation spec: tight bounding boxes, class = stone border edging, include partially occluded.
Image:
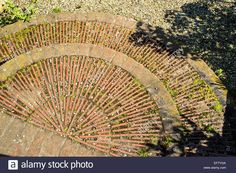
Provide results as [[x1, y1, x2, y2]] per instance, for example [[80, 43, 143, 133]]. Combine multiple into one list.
[[187, 58, 227, 108], [0, 12, 136, 37]]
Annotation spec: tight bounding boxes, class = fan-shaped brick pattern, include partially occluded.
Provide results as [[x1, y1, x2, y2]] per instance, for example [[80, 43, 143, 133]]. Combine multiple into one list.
[[0, 56, 163, 156], [0, 12, 230, 156]]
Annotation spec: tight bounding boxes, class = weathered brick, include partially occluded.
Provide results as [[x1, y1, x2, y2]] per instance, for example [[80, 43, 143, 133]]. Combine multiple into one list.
[[0, 118, 26, 155], [0, 114, 14, 137], [39, 133, 66, 156], [59, 139, 81, 156], [26, 129, 52, 156]]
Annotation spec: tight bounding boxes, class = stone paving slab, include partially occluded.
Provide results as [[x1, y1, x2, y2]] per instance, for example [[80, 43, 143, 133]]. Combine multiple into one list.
[[0, 117, 26, 155], [0, 113, 105, 156]]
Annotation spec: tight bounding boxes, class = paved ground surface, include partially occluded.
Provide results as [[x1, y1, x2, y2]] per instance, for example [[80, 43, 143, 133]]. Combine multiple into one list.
[[0, 113, 105, 156], [0, 0, 235, 156]]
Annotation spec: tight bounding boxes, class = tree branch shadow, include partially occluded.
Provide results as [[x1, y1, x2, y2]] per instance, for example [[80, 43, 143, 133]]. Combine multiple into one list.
[[130, 0, 236, 156]]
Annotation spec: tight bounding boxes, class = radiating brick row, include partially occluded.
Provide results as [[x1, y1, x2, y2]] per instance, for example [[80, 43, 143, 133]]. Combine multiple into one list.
[[0, 55, 162, 156]]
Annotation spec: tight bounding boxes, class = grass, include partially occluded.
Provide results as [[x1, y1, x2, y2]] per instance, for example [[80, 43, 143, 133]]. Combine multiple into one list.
[[137, 147, 149, 157], [0, 0, 37, 27], [211, 101, 223, 112], [215, 69, 226, 80], [204, 124, 215, 133], [161, 136, 174, 148], [52, 6, 62, 13]]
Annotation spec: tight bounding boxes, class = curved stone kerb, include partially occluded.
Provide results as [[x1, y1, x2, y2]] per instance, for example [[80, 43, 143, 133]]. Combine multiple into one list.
[[0, 43, 180, 133], [0, 12, 136, 37], [187, 58, 227, 109]]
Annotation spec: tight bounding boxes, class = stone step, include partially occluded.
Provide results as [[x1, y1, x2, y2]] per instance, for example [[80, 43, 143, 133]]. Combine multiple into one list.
[[0, 113, 105, 156], [0, 116, 26, 155]]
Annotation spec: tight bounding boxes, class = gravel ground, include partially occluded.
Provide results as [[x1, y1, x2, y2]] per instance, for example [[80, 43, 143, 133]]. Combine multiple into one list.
[[13, 0, 197, 28]]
